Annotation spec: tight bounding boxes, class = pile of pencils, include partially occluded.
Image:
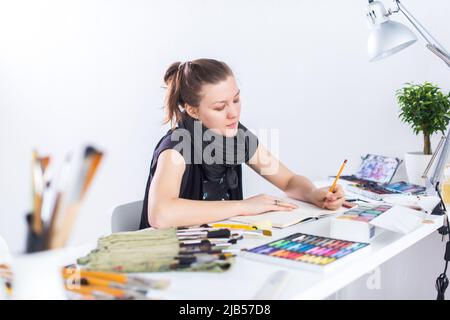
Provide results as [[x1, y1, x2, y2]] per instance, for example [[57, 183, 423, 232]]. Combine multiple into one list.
[[29, 145, 103, 251]]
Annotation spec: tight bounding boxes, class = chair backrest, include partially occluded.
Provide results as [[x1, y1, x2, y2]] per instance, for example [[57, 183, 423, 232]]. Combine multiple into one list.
[[111, 200, 144, 233]]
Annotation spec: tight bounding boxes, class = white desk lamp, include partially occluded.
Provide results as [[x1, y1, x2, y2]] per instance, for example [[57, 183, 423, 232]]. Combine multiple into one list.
[[366, 0, 450, 67], [365, 1, 450, 299], [365, 0, 450, 197]]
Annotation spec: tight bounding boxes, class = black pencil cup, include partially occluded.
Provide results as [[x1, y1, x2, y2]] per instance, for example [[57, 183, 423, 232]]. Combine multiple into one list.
[[25, 212, 47, 253]]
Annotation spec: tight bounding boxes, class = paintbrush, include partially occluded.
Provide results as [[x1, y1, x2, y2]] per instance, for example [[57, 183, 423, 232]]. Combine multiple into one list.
[[177, 233, 244, 242], [80, 150, 103, 199], [179, 241, 232, 254], [180, 238, 237, 245], [65, 282, 146, 299], [51, 146, 103, 248], [175, 253, 232, 264], [231, 229, 272, 237], [31, 150, 44, 235], [65, 275, 149, 297], [62, 267, 170, 290], [176, 229, 231, 238], [46, 155, 71, 249], [211, 223, 258, 230], [179, 224, 272, 236]]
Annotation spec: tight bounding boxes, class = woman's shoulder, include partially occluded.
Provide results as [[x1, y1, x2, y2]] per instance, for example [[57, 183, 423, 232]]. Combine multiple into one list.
[[154, 128, 177, 151], [153, 127, 192, 163]]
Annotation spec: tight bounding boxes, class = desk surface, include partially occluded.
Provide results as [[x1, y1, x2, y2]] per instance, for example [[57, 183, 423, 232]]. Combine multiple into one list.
[[140, 214, 443, 300], [61, 180, 445, 300], [65, 209, 443, 299]]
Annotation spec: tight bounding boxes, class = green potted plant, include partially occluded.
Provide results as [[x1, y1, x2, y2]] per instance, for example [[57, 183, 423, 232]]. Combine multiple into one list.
[[397, 82, 450, 186]]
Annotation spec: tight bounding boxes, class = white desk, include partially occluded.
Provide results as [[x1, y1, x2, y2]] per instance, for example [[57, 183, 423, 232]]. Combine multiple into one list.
[[127, 213, 442, 300], [61, 202, 444, 300]]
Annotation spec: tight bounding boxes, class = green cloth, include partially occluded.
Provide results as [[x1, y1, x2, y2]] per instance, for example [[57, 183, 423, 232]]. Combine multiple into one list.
[[77, 228, 233, 273]]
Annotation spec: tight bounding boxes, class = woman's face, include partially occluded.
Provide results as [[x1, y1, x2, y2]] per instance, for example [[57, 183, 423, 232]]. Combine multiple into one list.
[[194, 76, 241, 137]]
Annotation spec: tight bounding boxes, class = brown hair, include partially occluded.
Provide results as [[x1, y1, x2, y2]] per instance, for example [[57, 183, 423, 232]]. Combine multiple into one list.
[[163, 58, 234, 127]]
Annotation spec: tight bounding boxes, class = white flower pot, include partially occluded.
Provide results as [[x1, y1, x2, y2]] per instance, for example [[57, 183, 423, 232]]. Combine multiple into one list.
[[404, 152, 435, 186]]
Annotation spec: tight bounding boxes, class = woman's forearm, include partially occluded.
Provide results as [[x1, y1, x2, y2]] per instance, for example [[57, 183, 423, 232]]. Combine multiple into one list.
[[284, 175, 317, 203], [149, 198, 243, 228]]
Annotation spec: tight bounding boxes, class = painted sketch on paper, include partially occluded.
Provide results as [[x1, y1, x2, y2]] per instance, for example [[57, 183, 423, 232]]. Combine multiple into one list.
[[354, 154, 400, 184]]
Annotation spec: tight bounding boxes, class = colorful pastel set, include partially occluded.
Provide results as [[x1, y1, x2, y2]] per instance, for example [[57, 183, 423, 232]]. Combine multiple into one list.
[[330, 204, 392, 243], [336, 204, 392, 222], [244, 233, 370, 272]]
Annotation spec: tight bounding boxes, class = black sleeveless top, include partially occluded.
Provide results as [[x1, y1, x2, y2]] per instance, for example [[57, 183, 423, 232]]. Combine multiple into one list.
[[139, 128, 255, 229]]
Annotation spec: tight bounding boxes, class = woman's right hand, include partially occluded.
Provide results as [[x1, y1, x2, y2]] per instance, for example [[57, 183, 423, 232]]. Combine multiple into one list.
[[239, 194, 299, 216]]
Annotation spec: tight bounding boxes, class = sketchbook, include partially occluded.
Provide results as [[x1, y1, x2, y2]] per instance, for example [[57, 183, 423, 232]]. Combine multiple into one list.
[[230, 197, 348, 228]]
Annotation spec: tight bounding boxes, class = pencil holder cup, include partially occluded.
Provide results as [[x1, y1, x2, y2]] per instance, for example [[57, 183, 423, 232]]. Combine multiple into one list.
[[25, 213, 47, 253], [11, 248, 67, 300], [8, 213, 67, 299]]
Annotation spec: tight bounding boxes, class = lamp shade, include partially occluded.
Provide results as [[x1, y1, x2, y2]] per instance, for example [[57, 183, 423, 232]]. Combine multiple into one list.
[[368, 20, 418, 62]]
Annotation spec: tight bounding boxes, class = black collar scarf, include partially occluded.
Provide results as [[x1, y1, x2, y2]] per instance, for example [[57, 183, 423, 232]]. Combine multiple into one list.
[[176, 113, 258, 190]]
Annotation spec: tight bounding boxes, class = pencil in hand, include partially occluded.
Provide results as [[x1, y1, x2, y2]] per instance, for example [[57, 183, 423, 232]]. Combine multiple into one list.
[[329, 159, 347, 193], [323, 159, 347, 209]]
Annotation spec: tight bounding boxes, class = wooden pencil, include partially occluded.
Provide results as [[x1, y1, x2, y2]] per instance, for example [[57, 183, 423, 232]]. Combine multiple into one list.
[[329, 159, 347, 193]]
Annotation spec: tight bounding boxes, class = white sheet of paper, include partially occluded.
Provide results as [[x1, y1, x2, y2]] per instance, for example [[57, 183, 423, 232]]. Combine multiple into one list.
[[369, 205, 425, 234], [382, 194, 440, 213]]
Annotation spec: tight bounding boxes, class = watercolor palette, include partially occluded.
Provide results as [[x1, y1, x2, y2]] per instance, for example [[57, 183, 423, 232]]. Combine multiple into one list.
[[241, 233, 370, 273], [383, 181, 426, 195]]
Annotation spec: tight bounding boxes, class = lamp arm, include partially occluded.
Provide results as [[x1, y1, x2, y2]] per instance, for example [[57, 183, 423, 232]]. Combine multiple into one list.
[[432, 131, 450, 188], [423, 131, 450, 196], [393, 0, 450, 68], [426, 44, 450, 68], [422, 136, 445, 179]]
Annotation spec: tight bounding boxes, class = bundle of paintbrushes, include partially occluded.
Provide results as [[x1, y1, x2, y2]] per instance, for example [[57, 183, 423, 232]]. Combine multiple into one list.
[[76, 224, 268, 274], [0, 263, 168, 300], [27, 145, 104, 252], [62, 265, 170, 300]]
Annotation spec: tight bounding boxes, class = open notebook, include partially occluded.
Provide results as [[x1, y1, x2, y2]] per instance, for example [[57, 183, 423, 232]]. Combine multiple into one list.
[[229, 197, 348, 228]]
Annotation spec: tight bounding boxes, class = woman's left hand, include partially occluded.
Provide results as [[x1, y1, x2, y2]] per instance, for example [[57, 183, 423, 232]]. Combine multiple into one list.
[[309, 185, 345, 210]]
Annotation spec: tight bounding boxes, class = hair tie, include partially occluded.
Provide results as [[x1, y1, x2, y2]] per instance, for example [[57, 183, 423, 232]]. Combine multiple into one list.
[[178, 61, 191, 70]]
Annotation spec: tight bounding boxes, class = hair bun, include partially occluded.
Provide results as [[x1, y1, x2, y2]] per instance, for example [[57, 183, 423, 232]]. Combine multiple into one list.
[[163, 61, 182, 85]]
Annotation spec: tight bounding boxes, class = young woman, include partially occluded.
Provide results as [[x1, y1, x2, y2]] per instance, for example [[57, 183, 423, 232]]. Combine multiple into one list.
[[140, 58, 345, 229]]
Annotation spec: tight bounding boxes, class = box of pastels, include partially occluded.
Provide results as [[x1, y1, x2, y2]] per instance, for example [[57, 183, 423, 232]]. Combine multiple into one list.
[[330, 204, 392, 243], [241, 233, 371, 273]]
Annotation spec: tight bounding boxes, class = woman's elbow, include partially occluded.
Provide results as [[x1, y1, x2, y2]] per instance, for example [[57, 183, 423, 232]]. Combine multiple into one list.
[[148, 204, 171, 229]]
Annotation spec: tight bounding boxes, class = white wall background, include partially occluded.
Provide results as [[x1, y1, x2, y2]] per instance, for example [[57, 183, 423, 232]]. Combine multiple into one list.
[[0, 0, 449, 299]]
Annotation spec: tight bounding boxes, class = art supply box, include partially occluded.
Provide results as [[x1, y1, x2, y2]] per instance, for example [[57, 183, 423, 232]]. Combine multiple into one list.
[[330, 204, 392, 243], [241, 233, 370, 273]]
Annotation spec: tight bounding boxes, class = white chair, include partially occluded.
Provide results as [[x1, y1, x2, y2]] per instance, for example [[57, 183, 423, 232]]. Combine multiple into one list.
[[110, 200, 144, 233]]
